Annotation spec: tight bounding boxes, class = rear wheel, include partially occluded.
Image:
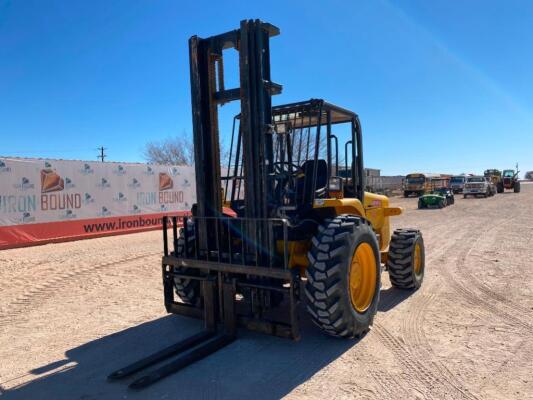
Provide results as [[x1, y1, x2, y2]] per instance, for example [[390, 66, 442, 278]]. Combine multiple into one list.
[[305, 215, 381, 338], [387, 229, 425, 290]]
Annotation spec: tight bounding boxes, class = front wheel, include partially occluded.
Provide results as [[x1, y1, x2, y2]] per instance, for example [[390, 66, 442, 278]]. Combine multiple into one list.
[[305, 215, 381, 338], [514, 181, 521, 193], [172, 223, 202, 306], [387, 229, 425, 290]]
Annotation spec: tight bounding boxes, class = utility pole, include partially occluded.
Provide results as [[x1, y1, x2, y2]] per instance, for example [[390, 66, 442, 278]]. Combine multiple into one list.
[[98, 146, 107, 162]]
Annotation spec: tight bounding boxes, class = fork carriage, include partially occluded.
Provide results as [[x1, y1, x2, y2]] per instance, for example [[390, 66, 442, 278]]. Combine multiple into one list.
[[162, 215, 301, 340]]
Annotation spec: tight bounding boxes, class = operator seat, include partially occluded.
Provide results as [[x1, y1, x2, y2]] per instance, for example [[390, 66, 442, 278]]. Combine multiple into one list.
[[298, 159, 328, 203]]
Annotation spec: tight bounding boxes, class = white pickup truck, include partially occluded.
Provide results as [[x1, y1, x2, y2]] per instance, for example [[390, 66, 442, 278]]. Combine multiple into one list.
[[449, 175, 466, 193], [463, 176, 493, 198]]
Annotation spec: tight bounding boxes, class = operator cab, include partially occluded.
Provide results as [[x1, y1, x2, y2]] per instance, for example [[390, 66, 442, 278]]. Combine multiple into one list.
[[223, 99, 365, 221]]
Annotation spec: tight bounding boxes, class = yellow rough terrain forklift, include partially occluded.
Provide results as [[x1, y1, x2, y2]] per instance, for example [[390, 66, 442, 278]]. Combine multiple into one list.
[[109, 19, 425, 389]]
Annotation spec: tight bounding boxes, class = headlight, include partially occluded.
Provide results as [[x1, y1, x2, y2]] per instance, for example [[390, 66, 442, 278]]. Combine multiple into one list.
[[328, 177, 344, 198], [328, 176, 343, 192]]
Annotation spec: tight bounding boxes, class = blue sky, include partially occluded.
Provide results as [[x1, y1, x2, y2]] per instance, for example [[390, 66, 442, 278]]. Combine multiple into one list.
[[1, 0, 531, 176]]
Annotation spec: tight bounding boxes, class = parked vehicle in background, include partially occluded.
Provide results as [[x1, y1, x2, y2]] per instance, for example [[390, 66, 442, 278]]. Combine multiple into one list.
[[464, 176, 491, 198], [403, 173, 450, 197], [525, 171, 533, 180], [484, 169, 502, 193], [449, 175, 466, 193], [485, 176, 497, 196], [418, 187, 455, 209], [498, 168, 521, 193], [435, 187, 455, 205]]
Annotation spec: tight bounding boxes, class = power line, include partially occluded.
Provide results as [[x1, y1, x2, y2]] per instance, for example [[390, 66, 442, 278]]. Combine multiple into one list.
[[97, 146, 107, 162]]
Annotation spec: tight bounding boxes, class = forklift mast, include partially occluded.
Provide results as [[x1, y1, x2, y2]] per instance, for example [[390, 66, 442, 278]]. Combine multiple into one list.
[[189, 19, 282, 249]]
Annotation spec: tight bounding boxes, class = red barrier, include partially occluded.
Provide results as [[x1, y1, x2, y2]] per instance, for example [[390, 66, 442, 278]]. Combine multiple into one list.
[[0, 212, 187, 250]]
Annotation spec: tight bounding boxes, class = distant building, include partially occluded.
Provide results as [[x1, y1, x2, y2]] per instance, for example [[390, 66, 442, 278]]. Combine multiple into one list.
[[364, 168, 404, 193], [365, 168, 380, 177]]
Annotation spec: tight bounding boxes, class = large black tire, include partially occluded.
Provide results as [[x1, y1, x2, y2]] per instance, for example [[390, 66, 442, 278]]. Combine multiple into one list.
[[305, 215, 381, 338], [386, 229, 425, 290], [497, 183, 504, 193], [172, 224, 202, 306], [514, 181, 521, 193]]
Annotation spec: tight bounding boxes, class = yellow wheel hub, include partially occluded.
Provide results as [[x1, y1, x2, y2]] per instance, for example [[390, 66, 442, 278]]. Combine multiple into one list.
[[413, 242, 422, 275], [349, 242, 377, 313]]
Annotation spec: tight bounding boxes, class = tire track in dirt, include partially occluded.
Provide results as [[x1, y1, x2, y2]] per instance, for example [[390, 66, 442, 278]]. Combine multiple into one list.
[[400, 292, 481, 400], [397, 203, 528, 396], [0, 242, 157, 295], [373, 322, 480, 400], [377, 215, 467, 316], [451, 217, 533, 324], [459, 266, 532, 325], [0, 251, 160, 327], [372, 206, 496, 399], [439, 216, 532, 331], [366, 212, 476, 399], [379, 197, 530, 400], [372, 324, 441, 398], [363, 358, 414, 398], [416, 195, 531, 328], [390, 226, 486, 398]]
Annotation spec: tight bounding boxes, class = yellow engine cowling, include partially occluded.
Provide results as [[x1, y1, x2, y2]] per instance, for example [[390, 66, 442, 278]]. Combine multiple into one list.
[[362, 192, 402, 255]]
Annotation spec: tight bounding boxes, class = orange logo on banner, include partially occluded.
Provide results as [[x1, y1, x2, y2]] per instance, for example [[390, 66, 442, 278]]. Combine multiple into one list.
[[40, 169, 65, 193], [159, 173, 173, 191]]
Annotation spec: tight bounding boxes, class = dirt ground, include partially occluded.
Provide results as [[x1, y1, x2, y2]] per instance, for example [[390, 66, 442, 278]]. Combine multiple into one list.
[[1, 184, 532, 400]]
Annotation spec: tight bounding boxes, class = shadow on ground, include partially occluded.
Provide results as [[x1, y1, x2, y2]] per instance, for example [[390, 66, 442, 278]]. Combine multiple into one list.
[[378, 286, 415, 312], [4, 289, 414, 400]]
